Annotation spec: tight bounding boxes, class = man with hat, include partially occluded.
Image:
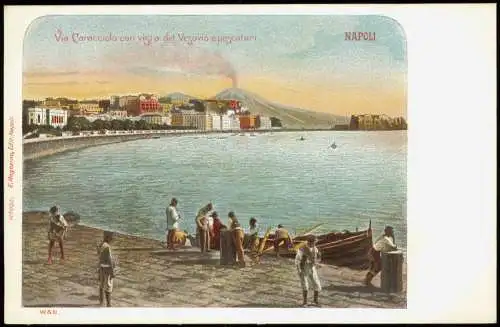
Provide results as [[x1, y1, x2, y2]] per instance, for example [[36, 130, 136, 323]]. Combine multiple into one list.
[[295, 235, 322, 307], [364, 225, 397, 287]]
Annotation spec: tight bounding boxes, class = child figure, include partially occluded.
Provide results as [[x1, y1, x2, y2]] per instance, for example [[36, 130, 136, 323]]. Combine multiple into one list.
[[97, 231, 116, 307], [295, 235, 322, 307]]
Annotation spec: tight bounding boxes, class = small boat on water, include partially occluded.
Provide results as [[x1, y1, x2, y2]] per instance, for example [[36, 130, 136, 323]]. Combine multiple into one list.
[[331, 142, 337, 149], [152, 136, 161, 139], [299, 136, 305, 141], [258, 220, 373, 270]]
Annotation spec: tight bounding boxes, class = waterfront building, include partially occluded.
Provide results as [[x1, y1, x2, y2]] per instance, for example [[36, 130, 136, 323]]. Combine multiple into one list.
[[256, 115, 272, 130], [27, 107, 47, 126], [140, 113, 164, 125], [47, 108, 69, 128], [163, 112, 172, 126], [78, 100, 102, 116], [228, 114, 240, 130], [27, 107, 68, 128], [182, 111, 213, 130], [137, 95, 162, 115], [212, 114, 232, 130], [239, 114, 257, 130], [171, 111, 184, 127]]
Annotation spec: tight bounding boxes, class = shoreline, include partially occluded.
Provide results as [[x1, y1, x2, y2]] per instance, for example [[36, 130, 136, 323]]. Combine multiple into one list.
[[22, 210, 407, 308]]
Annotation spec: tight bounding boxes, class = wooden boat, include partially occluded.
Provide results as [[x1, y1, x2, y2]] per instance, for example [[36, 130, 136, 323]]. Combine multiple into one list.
[[257, 221, 373, 270]]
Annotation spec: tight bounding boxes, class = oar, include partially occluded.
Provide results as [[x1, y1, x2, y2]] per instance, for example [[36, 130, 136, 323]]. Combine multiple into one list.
[[294, 223, 324, 237], [291, 223, 325, 252]]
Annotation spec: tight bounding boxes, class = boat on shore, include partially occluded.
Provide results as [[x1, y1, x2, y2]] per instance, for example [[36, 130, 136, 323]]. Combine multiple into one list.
[[257, 221, 373, 270]]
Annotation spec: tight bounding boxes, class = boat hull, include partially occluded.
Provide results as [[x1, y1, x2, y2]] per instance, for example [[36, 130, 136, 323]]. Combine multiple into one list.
[[258, 228, 372, 270]]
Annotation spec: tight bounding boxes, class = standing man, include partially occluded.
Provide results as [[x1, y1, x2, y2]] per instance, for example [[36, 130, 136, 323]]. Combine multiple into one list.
[[165, 198, 181, 250], [97, 231, 116, 307], [364, 225, 397, 286], [195, 202, 213, 253], [47, 205, 68, 264], [295, 235, 322, 307], [229, 212, 246, 268]]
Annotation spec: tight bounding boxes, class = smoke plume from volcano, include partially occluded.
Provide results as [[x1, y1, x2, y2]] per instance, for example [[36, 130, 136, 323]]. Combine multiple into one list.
[[106, 45, 238, 87]]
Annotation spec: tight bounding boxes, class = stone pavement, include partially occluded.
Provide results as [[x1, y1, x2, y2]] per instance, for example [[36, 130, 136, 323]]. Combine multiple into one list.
[[22, 211, 406, 308]]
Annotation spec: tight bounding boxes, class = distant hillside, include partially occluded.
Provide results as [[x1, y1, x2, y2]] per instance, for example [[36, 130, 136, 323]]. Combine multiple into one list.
[[165, 92, 200, 101], [214, 88, 347, 128]]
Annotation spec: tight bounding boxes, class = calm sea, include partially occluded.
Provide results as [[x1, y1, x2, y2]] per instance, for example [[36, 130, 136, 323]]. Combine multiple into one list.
[[23, 131, 407, 253]]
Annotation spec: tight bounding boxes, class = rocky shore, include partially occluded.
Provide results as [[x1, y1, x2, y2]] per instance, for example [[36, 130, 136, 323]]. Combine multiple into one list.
[[22, 211, 406, 308]]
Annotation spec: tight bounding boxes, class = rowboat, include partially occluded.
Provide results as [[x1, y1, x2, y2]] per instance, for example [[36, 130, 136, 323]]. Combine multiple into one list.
[[257, 221, 373, 270]]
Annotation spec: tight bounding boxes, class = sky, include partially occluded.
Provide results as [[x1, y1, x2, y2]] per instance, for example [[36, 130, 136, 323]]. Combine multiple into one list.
[[23, 15, 407, 117]]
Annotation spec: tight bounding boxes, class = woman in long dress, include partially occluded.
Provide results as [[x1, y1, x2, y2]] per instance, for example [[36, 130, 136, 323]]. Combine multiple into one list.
[[210, 211, 226, 250]]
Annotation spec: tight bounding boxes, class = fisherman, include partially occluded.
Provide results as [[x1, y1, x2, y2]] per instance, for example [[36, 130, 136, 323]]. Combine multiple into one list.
[[274, 224, 293, 257], [97, 231, 116, 307], [196, 202, 213, 253], [295, 235, 322, 307], [47, 205, 68, 264], [229, 212, 246, 268], [364, 225, 397, 287], [165, 198, 181, 250]]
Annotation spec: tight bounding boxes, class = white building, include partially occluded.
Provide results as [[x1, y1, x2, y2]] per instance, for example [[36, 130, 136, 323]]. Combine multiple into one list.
[[27, 107, 47, 126], [211, 114, 232, 130], [27, 107, 68, 128], [183, 112, 213, 130], [140, 113, 164, 125], [47, 108, 69, 128], [258, 115, 272, 130], [163, 113, 172, 126], [228, 114, 240, 130]]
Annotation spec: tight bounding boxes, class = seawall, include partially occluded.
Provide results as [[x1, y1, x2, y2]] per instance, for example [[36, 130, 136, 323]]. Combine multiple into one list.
[[23, 133, 155, 161]]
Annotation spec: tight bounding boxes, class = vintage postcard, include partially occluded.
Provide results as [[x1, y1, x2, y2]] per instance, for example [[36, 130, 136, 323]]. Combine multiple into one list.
[[4, 5, 496, 325]]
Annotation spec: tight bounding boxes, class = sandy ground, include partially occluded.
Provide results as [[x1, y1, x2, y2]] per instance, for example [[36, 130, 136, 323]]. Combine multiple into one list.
[[22, 211, 406, 308]]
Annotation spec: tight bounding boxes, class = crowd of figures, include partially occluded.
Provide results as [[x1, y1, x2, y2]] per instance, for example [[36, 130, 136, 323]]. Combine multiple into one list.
[[164, 199, 297, 266], [45, 201, 399, 308]]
